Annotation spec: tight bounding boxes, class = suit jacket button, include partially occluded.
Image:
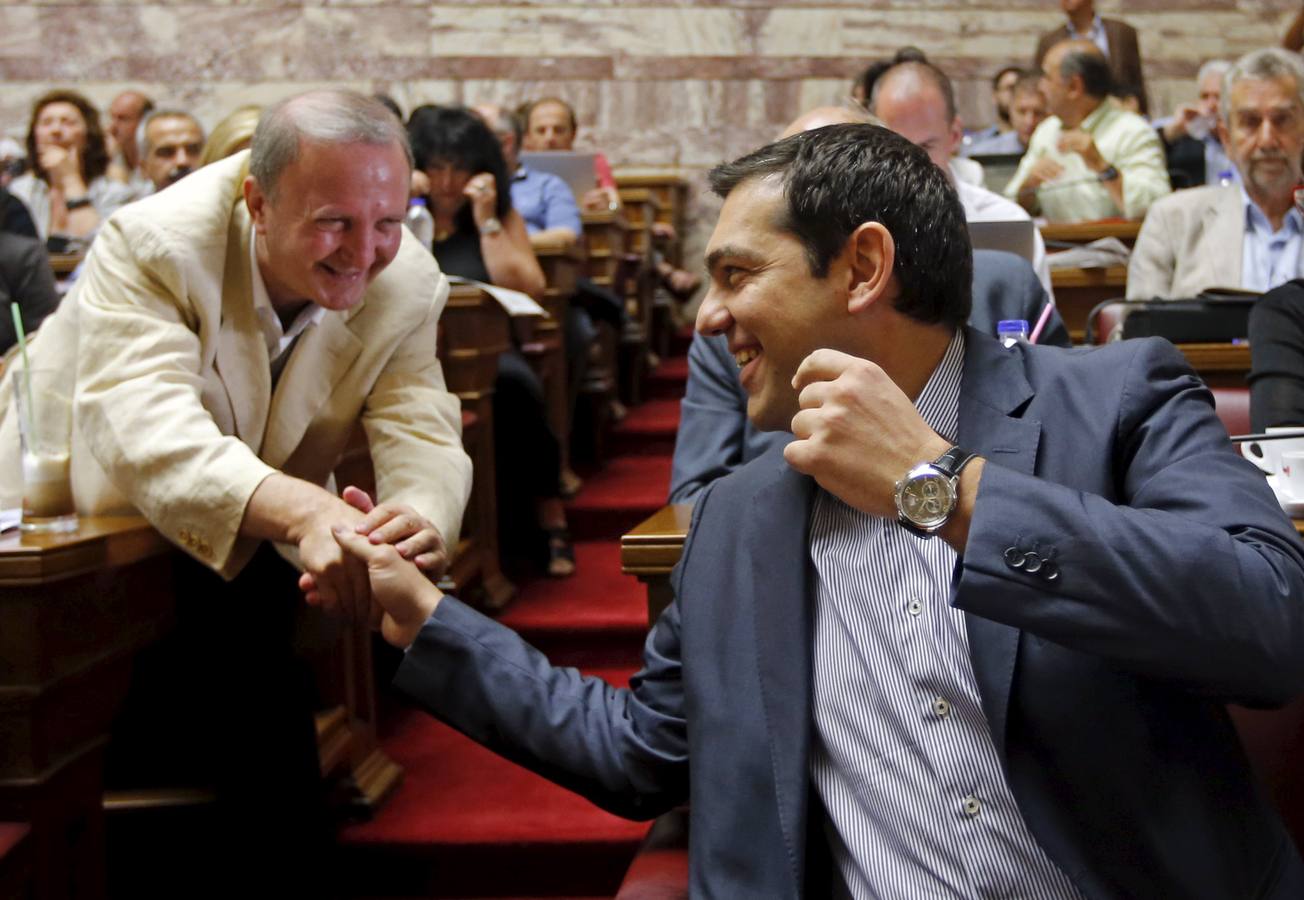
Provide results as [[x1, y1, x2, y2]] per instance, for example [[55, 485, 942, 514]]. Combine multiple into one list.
[[1023, 552, 1043, 574], [1041, 560, 1059, 581], [1004, 547, 1025, 568]]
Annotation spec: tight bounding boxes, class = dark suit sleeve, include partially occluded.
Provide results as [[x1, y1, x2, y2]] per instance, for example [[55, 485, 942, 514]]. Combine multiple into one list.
[[957, 338, 1304, 706], [668, 331, 750, 503], [0, 234, 61, 353], [393, 593, 690, 820], [971, 249, 1070, 348], [1248, 280, 1304, 431]]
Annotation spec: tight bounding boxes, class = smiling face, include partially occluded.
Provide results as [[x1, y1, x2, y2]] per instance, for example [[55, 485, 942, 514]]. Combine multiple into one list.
[[246, 138, 410, 314], [34, 101, 88, 154], [696, 177, 852, 432], [1222, 75, 1304, 203]]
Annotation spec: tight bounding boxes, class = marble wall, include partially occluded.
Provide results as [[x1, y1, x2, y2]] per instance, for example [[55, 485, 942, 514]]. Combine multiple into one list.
[[2, 0, 1299, 254]]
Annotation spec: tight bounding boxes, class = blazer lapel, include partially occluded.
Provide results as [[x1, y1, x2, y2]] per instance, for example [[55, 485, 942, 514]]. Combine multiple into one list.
[[260, 307, 363, 471], [749, 459, 817, 885], [956, 330, 1041, 760], [213, 202, 271, 451], [1202, 186, 1244, 290]]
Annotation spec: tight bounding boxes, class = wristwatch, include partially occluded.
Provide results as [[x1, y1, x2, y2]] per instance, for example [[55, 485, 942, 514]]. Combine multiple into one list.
[[64, 196, 92, 210], [478, 216, 503, 236], [1097, 165, 1120, 183], [894, 445, 977, 537]]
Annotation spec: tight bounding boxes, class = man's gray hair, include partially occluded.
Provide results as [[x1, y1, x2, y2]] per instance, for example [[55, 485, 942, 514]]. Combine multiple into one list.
[[250, 89, 412, 197], [480, 104, 523, 146], [1223, 48, 1304, 125], [135, 108, 203, 157], [1197, 59, 1231, 88]]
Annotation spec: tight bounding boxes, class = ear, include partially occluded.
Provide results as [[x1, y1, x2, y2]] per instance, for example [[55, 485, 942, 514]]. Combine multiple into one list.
[[845, 221, 895, 314], [948, 116, 965, 154], [243, 175, 269, 234]]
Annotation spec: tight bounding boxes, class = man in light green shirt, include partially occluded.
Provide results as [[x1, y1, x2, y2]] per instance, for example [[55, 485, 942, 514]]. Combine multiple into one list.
[[1006, 39, 1170, 222]]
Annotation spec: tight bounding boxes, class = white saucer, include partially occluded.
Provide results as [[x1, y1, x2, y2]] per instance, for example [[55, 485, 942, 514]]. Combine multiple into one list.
[[1268, 475, 1304, 517]]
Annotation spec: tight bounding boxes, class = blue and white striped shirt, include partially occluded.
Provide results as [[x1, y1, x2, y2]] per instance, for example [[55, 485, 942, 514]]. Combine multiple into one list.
[[809, 331, 1082, 899]]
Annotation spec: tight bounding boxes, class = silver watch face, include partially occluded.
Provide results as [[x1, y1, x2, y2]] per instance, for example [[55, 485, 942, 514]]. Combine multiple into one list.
[[895, 464, 957, 530]]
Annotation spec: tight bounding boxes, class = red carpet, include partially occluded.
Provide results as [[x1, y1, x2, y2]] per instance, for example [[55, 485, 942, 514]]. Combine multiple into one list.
[[338, 349, 686, 898]]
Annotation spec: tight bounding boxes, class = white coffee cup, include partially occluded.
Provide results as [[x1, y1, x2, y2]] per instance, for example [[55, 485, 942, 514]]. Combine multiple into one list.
[[1281, 451, 1304, 499], [1240, 427, 1304, 475]]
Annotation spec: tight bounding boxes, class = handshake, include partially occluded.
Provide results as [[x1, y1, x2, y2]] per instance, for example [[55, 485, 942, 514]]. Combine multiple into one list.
[[297, 484, 445, 649]]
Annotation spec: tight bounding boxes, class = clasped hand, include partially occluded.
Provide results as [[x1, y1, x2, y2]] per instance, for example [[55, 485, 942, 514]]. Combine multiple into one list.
[[783, 349, 950, 518], [299, 485, 447, 621]]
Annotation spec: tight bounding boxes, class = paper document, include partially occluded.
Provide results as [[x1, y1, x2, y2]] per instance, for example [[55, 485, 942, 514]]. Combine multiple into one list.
[[448, 276, 546, 318]]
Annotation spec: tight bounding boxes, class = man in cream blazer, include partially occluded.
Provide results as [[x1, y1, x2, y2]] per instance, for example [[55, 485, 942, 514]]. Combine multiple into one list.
[[0, 91, 471, 591], [1126, 183, 1246, 298]]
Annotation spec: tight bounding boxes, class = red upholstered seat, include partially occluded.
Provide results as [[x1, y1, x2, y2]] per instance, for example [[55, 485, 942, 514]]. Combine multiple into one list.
[[0, 822, 32, 898], [1212, 386, 1251, 437]]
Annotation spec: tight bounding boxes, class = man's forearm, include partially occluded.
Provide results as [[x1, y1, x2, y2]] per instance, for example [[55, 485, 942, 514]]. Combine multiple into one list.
[[241, 471, 351, 545]]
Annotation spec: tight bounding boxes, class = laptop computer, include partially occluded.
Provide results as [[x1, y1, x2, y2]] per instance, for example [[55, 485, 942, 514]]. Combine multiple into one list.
[[969, 152, 1024, 196], [519, 151, 599, 201], [967, 219, 1037, 265]]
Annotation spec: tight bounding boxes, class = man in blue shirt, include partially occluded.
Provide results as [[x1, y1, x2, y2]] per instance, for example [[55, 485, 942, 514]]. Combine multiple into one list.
[[474, 103, 582, 247]]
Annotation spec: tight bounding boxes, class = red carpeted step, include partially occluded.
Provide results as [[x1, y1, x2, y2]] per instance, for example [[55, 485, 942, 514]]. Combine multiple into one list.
[[646, 356, 688, 401], [567, 456, 672, 542], [339, 671, 649, 897], [498, 541, 651, 668], [609, 398, 681, 457]]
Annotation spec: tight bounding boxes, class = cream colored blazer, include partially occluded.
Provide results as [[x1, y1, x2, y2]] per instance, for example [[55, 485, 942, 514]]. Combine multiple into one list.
[[0, 151, 472, 579], [1127, 184, 1245, 300]]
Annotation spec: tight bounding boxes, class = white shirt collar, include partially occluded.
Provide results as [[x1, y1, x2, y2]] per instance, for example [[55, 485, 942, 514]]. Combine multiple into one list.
[[249, 231, 326, 364]]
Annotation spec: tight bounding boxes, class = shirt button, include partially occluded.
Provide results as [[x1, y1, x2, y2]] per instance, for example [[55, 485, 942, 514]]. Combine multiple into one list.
[[932, 697, 951, 718], [962, 794, 982, 818], [907, 599, 923, 616]]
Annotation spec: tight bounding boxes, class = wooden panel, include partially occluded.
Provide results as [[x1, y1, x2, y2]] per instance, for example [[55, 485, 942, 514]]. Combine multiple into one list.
[[620, 504, 692, 624], [1040, 221, 1142, 246]]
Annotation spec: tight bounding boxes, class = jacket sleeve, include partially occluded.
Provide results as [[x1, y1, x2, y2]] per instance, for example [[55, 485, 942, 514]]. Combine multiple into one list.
[[1115, 122, 1172, 220], [1126, 197, 1178, 299], [394, 593, 690, 820], [74, 215, 279, 577], [956, 338, 1304, 706], [362, 270, 473, 548], [668, 332, 749, 503]]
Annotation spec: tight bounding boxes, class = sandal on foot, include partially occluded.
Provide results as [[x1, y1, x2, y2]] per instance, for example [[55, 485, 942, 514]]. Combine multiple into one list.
[[546, 528, 576, 578]]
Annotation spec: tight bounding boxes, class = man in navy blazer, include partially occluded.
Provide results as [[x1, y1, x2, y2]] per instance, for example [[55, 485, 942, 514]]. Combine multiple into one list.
[[669, 248, 1069, 503], [333, 125, 1304, 897]]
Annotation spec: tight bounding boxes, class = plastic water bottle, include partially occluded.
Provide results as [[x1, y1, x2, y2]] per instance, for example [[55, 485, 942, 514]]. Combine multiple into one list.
[[405, 197, 434, 251], [1218, 169, 1235, 188], [997, 319, 1030, 349]]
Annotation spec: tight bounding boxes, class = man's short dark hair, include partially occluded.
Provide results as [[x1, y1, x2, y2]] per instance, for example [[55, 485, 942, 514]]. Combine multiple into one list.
[[523, 97, 577, 134], [1057, 45, 1113, 99], [708, 124, 971, 327]]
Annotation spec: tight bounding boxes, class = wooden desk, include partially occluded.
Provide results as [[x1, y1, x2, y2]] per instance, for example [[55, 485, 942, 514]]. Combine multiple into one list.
[[437, 284, 515, 609], [616, 174, 689, 268], [1050, 265, 1127, 343], [1040, 220, 1141, 246], [533, 244, 585, 474], [581, 210, 630, 291], [0, 512, 405, 899], [620, 503, 692, 623], [47, 253, 83, 278]]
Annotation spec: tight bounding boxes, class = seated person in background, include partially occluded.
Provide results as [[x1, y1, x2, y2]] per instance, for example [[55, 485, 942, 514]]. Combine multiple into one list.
[[1156, 60, 1234, 189], [963, 66, 1025, 155], [0, 89, 472, 882], [1006, 40, 1170, 222], [1250, 278, 1304, 430], [9, 90, 134, 242], [0, 185, 38, 239], [669, 248, 1068, 503], [872, 61, 1054, 298], [339, 122, 1304, 899], [0, 229, 60, 352], [1035, 0, 1148, 116], [474, 103, 581, 248], [198, 104, 261, 167], [104, 90, 154, 201], [408, 105, 575, 577], [1129, 48, 1304, 300], [137, 109, 205, 193], [849, 46, 929, 109]]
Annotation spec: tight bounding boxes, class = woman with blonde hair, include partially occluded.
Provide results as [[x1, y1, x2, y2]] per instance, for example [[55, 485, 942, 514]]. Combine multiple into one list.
[[198, 104, 262, 166]]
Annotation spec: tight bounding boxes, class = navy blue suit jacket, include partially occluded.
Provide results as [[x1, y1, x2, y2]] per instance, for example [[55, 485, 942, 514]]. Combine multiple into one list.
[[668, 249, 1070, 502], [396, 329, 1304, 898]]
